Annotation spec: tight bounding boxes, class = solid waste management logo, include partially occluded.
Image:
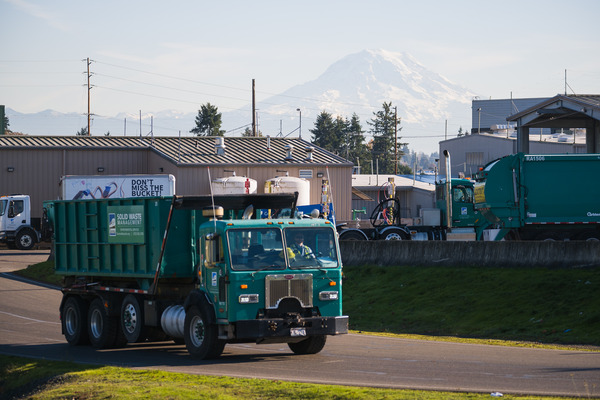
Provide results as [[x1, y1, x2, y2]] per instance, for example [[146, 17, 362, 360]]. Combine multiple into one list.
[[108, 205, 145, 244]]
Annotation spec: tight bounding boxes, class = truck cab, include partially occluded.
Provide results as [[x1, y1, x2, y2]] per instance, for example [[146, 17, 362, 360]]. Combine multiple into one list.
[[195, 212, 346, 355], [435, 178, 479, 229], [0, 194, 38, 250]]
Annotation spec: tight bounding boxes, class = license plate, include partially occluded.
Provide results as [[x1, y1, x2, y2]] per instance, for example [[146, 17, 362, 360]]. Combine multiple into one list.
[[290, 328, 306, 337]]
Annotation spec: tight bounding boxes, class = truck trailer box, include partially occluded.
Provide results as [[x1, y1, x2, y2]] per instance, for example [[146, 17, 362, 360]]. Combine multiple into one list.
[[474, 153, 600, 240], [46, 196, 195, 282], [60, 174, 176, 200]]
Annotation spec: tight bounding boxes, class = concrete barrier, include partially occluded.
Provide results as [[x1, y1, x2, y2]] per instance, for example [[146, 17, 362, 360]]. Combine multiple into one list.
[[339, 240, 600, 268]]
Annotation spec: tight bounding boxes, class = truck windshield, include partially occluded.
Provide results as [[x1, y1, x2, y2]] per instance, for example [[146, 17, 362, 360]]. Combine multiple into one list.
[[0, 199, 6, 216], [227, 228, 286, 271], [452, 186, 474, 203], [284, 227, 339, 269]]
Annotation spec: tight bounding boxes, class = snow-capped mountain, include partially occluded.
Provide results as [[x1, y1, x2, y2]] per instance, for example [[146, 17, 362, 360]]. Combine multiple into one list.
[[247, 49, 477, 152], [5, 49, 478, 153]]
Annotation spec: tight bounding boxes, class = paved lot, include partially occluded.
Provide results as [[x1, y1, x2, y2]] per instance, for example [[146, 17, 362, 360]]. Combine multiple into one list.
[[0, 247, 51, 273]]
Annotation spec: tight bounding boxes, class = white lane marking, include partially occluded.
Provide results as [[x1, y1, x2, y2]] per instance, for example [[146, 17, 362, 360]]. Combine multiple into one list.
[[0, 310, 60, 324]]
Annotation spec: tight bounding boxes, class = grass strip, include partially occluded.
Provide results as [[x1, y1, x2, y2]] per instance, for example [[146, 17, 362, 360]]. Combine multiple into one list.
[[343, 264, 600, 346], [0, 355, 580, 400]]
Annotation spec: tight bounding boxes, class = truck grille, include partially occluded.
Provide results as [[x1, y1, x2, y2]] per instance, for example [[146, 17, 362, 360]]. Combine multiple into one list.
[[265, 274, 313, 309]]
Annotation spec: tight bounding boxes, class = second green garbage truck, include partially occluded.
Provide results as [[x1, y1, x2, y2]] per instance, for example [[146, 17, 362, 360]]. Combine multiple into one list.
[[474, 153, 600, 241], [44, 193, 348, 359]]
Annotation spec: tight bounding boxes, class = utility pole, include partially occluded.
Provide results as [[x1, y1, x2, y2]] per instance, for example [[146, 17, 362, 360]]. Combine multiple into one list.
[[86, 58, 92, 136], [394, 106, 398, 175], [252, 79, 256, 136]]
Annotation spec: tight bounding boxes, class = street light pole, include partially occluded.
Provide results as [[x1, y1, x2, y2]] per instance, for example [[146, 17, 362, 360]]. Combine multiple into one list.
[[296, 108, 302, 139]]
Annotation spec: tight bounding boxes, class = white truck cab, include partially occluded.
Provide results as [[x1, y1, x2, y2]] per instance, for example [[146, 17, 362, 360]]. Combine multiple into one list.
[[0, 194, 38, 250]]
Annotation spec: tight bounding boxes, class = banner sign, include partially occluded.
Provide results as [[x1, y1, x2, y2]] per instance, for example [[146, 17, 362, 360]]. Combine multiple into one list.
[[108, 205, 145, 243]]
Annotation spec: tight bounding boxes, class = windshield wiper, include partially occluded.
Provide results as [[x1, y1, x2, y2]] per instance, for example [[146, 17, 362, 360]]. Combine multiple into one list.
[[251, 265, 284, 277]]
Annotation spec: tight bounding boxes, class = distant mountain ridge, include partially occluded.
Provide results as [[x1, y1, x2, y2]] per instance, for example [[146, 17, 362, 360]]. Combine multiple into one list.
[[5, 49, 478, 153]]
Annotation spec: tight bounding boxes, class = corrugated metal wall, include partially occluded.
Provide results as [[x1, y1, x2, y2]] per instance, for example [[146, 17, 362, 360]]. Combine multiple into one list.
[[145, 158, 352, 222], [1, 148, 147, 219], [471, 98, 550, 134]]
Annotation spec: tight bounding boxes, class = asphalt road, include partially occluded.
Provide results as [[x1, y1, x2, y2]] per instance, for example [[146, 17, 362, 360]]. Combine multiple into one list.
[[1, 249, 599, 397]]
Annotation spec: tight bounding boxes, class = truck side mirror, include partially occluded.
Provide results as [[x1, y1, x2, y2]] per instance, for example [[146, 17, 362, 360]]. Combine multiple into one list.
[[7, 202, 15, 218], [204, 233, 223, 267]]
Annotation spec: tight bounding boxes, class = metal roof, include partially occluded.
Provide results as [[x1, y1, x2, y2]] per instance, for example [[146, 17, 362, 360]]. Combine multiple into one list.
[[507, 94, 600, 127], [352, 174, 435, 192], [0, 135, 352, 166]]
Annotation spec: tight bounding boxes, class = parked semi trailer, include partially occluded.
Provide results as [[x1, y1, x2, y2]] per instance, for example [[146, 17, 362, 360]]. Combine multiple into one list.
[[60, 174, 175, 200], [44, 194, 348, 359], [0, 175, 176, 250], [473, 153, 600, 241]]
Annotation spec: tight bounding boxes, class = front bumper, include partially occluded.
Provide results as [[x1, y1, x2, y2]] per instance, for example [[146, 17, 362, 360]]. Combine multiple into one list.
[[234, 315, 348, 340]]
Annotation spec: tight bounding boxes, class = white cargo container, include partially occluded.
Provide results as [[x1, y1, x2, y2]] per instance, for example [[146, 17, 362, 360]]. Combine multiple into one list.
[[60, 174, 176, 200]]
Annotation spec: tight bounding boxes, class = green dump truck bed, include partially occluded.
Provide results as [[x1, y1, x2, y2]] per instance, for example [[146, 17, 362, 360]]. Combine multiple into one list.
[[45, 194, 298, 280]]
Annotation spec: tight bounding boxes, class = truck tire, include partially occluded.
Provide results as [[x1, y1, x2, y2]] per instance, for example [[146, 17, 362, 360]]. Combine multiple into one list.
[[121, 294, 146, 343], [15, 229, 35, 250], [536, 231, 561, 241], [338, 230, 367, 241], [88, 298, 120, 349], [62, 296, 89, 345], [380, 228, 408, 240], [576, 231, 600, 241], [184, 304, 225, 359], [288, 335, 327, 355]]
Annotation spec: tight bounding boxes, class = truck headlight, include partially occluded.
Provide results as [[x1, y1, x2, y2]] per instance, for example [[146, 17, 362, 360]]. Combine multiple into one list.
[[319, 291, 339, 301], [239, 294, 259, 304]]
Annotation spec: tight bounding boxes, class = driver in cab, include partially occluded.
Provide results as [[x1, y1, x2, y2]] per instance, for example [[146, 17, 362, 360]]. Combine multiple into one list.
[[290, 233, 314, 259]]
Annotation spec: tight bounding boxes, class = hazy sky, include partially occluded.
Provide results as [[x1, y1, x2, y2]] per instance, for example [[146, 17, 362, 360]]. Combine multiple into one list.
[[2, 0, 599, 128]]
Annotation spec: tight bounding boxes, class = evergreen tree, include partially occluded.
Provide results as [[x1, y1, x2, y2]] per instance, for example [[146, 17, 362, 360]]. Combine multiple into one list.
[[367, 102, 405, 174], [242, 127, 262, 137], [2, 114, 9, 135], [190, 103, 225, 136], [76, 127, 88, 136], [344, 113, 371, 174], [310, 111, 338, 152]]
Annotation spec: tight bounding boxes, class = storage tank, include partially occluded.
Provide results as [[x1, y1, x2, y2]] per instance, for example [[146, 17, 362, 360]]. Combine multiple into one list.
[[264, 176, 310, 206], [212, 175, 257, 195]]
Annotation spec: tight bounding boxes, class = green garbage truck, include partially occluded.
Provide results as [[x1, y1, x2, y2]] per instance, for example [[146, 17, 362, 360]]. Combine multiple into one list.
[[44, 193, 348, 359], [473, 153, 600, 241]]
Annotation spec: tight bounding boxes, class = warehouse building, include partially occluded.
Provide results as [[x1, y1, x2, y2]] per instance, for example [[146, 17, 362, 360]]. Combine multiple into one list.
[[0, 135, 353, 222]]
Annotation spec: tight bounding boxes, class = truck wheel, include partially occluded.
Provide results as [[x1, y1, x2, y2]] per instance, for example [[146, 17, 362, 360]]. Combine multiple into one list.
[[184, 304, 225, 359], [88, 298, 119, 349], [121, 294, 146, 343], [339, 231, 366, 241], [536, 231, 561, 241], [381, 228, 408, 240], [15, 229, 35, 250], [576, 231, 600, 241], [288, 335, 327, 355], [62, 296, 89, 345]]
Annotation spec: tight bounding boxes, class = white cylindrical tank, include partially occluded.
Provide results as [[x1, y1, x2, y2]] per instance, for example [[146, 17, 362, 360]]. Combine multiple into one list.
[[264, 176, 310, 206], [212, 176, 257, 194]]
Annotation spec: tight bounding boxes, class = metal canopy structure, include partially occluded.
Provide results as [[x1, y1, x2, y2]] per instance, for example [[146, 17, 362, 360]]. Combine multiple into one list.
[[507, 94, 600, 153]]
